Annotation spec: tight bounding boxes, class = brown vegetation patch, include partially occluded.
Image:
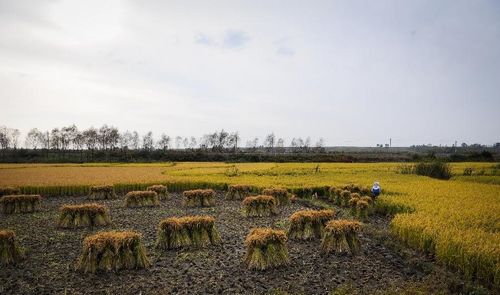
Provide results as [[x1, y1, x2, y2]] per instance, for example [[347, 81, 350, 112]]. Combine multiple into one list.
[[182, 189, 216, 207], [124, 191, 160, 208], [226, 184, 253, 200], [288, 209, 335, 240], [156, 215, 221, 250], [76, 231, 149, 273], [88, 185, 116, 200], [58, 203, 111, 228], [242, 195, 278, 217], [0, 230, 24, 266], [321, 220, 362, 255], [262, 187, 290, 206], [0, 195, 41, 214], [146, 185, 169, 200], [244, 228, 289, 270]]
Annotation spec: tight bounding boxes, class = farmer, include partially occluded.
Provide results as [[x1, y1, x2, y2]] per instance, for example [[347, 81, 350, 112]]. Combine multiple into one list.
[[371, 181, 381, 199]]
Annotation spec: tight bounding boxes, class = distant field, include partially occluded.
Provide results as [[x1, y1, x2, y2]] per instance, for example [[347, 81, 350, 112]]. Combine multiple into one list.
[[0, 162, 499, 289]]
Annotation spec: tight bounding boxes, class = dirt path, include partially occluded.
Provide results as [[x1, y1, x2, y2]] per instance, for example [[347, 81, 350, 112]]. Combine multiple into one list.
[[0, 193, 456, 294]]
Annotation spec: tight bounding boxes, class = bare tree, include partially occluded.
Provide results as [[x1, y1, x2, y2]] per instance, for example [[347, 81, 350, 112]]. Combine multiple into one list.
[[157, 133, 171, 150], [83, 127, 98, 151], [182, 137, 189, 149], [25, 128, 44, 149], [189, 137, 197, 149], [50, 128, 62, 150], [246, 137, 259, 149], [227, 132, 240, 150], [175, 136, 182, 149], [131, 131, 139, 150], [0, 126, 11, 150], [264, 133, 275, 150], [142, 131, 154, 150]]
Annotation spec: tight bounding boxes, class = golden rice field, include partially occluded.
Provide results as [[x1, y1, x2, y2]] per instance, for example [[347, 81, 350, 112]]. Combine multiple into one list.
[[0, 162, 499, 289]]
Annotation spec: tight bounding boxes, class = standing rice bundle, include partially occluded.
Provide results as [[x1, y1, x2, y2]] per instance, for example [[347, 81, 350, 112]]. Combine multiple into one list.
[[88, 185, 116, 200], [288, 209, 335, 240], [244, 228, 289, 270], [348, 193, 361, 215], [226, 185, 253, 200], [183, 189, 216, 207], [124, 191, 159, 208], [58, 203, 111, 228], [0, 230, 24, 266], [356, 200, 370, 220], [76, 231, 149, 273], [0, 187, 20, 197], [242, 195, 278, 217], [321, 220, 362, 255], [147, 185, 169, 200], [156, 215, 221, 250], [0, 195, 41, 214], [262, 188, 290, 206], [360, 196, 373, 205], [340, 190, 351, 207]]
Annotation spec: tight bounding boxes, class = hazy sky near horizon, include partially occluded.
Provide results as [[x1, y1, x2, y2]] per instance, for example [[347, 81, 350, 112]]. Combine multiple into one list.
[[1, 0, 499, 146]]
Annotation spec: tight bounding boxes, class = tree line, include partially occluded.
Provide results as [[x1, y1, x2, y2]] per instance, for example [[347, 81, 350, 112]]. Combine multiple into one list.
[[0, 124, 325, 152]]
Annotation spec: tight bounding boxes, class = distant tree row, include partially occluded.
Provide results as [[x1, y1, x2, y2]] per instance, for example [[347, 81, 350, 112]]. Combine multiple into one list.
[[0, 125, 325, 152]]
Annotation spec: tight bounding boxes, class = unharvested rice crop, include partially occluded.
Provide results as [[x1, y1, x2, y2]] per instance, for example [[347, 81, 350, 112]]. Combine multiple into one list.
[[0, 162, 498, 289], [124, 191, 159, 208], [183, 189, 215, 207], [244, 228, 289, 270], [0, 195, 41, 214], [226, 184, 253, 200], [156, 215, 221, 250], [76, 231, 149, 273], [0, 230, 24, 266], [146, 184, 169, 200], [262, 188, 290, 206], [0, 187, 20, 197], [321, 220, 362, 255], [58, 203, 111, 228], [88, 185, 115, 200], [288, 209, 335, 240], [242, 195, 278, 217]]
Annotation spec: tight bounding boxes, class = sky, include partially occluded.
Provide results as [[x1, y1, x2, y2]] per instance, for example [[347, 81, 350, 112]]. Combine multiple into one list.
[[1, 0, 499, 147]]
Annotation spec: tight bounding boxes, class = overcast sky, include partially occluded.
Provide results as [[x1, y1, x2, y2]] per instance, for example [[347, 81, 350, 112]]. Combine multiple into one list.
[[1, 0, 499, 146]]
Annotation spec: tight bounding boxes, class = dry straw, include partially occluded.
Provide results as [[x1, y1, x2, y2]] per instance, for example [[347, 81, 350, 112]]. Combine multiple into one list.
[[0, 230, 24, 266], [147, 185, 169, 200], [156, 215, 221, 250], [226, 184, 253, 200], [356, 200, 370, 220], [288, 209, 335, 240], [0, 195, 41, 214], [124, 191, 159, 208], [244, 228, 289, 270], [242, 195, 278, 217], [58, 203, 111, 228], [0, 187, 20, 197], [321, 220, 362, 255], [262, 188, 290, 206], [88, 185, 116, 200], [183, 189, 216, 207], [340, 190, 351, 207], [76, 231, 149, 273]]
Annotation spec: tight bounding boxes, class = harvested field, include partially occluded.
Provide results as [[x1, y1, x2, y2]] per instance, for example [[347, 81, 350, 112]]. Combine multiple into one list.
[[0, 192, 462, 294]]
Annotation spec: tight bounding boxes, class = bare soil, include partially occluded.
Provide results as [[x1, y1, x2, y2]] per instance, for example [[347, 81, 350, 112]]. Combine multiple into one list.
[[0, 193, 462, 295]]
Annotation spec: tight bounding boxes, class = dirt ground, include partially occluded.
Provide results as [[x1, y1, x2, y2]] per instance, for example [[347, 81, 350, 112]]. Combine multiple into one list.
[[0, 193, 466, 295]]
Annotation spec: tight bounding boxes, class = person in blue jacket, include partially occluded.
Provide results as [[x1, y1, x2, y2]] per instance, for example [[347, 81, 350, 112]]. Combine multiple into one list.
[[371, 181, 381, 199]]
